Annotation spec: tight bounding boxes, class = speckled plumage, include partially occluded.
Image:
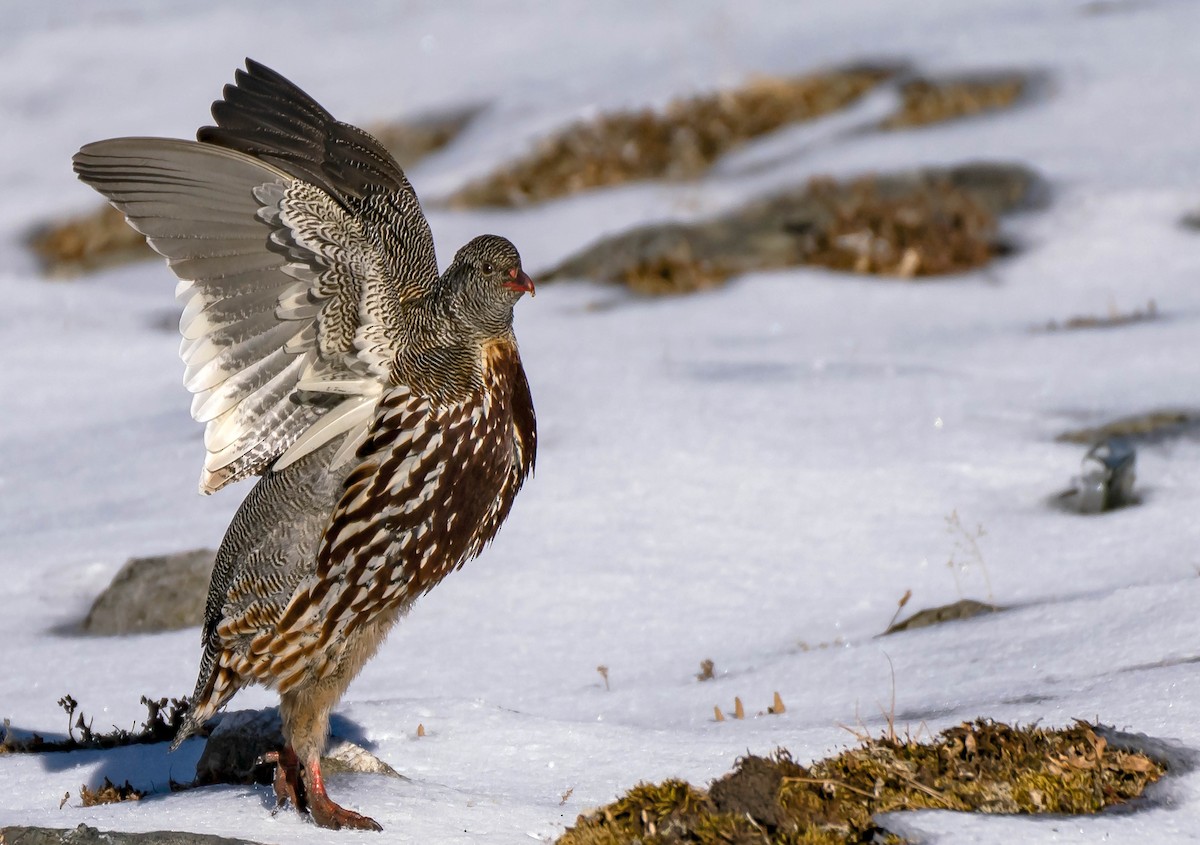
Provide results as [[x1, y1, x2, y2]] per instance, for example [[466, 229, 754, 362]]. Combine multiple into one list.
[[73, 60, 536, 830]]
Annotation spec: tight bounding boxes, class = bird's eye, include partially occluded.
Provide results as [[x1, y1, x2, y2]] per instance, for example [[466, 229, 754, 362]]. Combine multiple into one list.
[[481, 261, 495, 274]]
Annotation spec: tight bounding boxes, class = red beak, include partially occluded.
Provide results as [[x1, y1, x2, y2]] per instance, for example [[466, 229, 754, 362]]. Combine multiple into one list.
[[505, 268, 536, 297]]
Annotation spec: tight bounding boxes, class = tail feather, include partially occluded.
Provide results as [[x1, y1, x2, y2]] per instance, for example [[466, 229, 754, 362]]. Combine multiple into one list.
[[170, 664, 242, 751]]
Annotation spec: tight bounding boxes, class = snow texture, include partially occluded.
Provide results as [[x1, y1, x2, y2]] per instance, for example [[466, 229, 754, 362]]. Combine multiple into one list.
[[4, 0, 1200, 842]]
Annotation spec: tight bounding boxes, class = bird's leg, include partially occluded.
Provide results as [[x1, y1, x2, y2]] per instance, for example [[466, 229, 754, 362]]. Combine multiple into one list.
[[259, 746, 306, 815], [281, 678, 383, 831], [303, 756, 383, 831]]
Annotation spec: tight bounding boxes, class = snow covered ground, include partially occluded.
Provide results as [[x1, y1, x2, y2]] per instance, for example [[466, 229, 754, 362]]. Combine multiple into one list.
[[4, 0, 1200, 841]]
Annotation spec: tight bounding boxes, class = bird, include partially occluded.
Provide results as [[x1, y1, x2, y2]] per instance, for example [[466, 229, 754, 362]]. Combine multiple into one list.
[[72, 59, 537, 831]]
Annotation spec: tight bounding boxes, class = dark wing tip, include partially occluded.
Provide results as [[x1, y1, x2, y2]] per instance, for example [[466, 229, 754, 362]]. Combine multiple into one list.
[[196, 59, 408, 205], [242, 57, 280, 83]]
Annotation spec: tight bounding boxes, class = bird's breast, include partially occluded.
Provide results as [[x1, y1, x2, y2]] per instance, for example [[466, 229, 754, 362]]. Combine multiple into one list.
[[314, 358, 523, 607]]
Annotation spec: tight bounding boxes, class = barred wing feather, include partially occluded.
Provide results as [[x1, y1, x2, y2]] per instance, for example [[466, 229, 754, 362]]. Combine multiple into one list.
[[72, 137, 415, 493]]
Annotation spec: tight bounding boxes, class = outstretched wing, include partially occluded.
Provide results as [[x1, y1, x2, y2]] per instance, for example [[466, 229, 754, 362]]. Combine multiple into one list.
[[72, 61, 439, 493]]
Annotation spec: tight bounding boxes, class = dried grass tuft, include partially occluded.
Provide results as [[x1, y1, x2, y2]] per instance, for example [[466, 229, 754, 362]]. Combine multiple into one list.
[[882, 74, 1026, 130], [452, 67, 894, 207]]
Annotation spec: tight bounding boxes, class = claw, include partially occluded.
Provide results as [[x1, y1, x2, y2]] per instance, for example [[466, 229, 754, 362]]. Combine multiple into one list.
[[259, 747, 305, 816], [259, 746, 380, 830]]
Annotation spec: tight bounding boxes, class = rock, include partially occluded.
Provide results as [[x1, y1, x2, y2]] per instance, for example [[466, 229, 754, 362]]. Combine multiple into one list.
[[81, 549, 216, 635], [1059, 439, 1138, 514], [0, 825, 266, 845], [194, 709, 401, 786], [324, 739, 404, 778], [193, 709, 280, 785]]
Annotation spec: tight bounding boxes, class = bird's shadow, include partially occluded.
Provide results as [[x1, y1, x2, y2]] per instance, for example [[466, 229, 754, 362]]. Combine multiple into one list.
[[28, 735, 204, 792], [10, 708, 375, 795]]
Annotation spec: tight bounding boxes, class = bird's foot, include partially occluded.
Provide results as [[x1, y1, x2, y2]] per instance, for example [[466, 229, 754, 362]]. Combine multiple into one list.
[[308, 791, 383, 831], [258, 747, 306, 816], [305, 758, 383, 831]]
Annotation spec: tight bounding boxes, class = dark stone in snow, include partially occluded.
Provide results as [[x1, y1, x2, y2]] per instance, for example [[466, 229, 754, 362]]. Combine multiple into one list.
[[195, 709, 402, 786], [0, 825, 266, 845], [1066, 439, 1138, 514], [81, 549, 216, 635]]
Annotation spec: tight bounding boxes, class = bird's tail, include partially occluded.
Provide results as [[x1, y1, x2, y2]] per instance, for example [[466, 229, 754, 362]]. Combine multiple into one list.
[[170, 664, 241, 751]]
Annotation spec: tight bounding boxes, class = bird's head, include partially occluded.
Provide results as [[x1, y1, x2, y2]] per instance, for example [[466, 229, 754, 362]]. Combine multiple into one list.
[[443, 234, 535, 338]]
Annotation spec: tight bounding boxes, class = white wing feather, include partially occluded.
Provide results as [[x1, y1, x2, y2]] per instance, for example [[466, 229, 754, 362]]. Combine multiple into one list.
[[72, 137, 399, 493]]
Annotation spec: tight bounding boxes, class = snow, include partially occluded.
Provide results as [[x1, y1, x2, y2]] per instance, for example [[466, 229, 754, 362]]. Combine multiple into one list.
[[3, 0, 1200, 841]]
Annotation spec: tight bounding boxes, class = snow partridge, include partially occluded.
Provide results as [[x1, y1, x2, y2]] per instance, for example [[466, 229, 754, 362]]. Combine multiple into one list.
[[73, 59, 537, 830]]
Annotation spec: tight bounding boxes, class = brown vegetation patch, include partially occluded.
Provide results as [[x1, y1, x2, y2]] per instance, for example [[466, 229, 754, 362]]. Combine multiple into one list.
[[799, 175, 997, 276], [28, 205, 153, 277], [882, 74, 1027, 130], [544, 163, 1037, 294], [883, 598, 1003, 635], [1040, 300, 1158, 332], [367, 105, 479, 171], [558, 720, 1164, 845], [1057, 410, 1200, 445], [617, 245, 735, 296], [451, 67, 895, 208], [79, 777, 144, 807]]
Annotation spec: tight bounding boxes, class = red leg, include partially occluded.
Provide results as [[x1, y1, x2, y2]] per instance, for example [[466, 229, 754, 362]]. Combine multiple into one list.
[[259, 747, 306, 816], [304, 757, 382, 831]]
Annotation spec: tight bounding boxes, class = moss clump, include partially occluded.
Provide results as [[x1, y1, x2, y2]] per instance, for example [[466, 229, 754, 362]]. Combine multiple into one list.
[[798, 175, 998, 277], [558, 720, 1165, 845], [451, 68, 894, 208], [881, 74, 1026, 130]]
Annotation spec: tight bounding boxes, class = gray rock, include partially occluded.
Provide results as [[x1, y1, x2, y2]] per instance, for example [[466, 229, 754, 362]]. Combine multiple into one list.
[[1065, 439, 1138, 514], [81, 549, 215, 635], [195, 709, 401, 786], [0, 825, 266, 845]]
